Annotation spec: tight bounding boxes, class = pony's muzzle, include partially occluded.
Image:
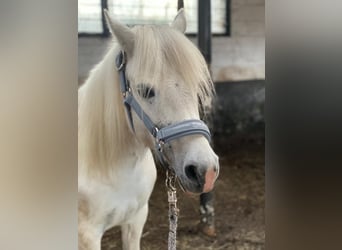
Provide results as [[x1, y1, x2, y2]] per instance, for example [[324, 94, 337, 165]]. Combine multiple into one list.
[[184, 164, 218, 193]]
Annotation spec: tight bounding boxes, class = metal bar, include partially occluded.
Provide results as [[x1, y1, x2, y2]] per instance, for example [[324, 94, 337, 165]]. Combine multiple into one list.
[[177, 0, 184, 10], [226, 0, 231, 36], [101, 0, 110, 36], [198, 0, 211, 65]]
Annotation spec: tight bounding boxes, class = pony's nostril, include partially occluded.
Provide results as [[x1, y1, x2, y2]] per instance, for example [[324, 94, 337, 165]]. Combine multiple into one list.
[[185, 164, 199, 182]]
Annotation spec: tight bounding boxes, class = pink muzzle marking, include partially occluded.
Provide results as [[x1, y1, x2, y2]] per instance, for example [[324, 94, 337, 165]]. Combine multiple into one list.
[[203, 168, 217, 193]]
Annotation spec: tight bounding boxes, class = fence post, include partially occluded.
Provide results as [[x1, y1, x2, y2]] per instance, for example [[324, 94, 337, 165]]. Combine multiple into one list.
[[101, 0, 110, 36], [177, 0, 184, 10], [198, 0, 211, 66], [226, 0, 231, 36]]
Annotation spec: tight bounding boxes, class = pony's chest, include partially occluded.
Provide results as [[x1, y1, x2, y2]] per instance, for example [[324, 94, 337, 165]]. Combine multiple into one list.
[[103, 165, 156, 227], [80, 151, 156, 228], [111, 165, 155, 208]]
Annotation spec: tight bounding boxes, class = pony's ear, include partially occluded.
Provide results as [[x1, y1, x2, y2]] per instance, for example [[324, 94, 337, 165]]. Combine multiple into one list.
[[104, 9, 135, 55], [171, 8, 186, 33]]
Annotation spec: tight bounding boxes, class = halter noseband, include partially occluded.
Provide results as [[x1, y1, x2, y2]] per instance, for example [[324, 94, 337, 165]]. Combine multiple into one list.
[[115, 51, 211, 167]]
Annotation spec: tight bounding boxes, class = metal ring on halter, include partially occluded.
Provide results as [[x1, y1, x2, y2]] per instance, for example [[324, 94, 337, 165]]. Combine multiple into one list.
[[157, 140, 165, 152], [152, 127, 159, 137], [152, 127, 164, 152], [116, 51, 126, 71]]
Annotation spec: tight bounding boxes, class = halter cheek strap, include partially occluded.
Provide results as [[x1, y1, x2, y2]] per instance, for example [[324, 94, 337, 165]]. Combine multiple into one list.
[[115, 51, 211, 167]]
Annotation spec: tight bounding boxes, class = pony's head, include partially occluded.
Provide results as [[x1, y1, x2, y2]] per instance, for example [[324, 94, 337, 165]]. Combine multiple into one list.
[[104, 9, 219, 193]]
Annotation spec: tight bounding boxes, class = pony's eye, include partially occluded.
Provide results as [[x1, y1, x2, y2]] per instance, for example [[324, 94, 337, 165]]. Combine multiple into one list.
[[136, 84, 155, 99]]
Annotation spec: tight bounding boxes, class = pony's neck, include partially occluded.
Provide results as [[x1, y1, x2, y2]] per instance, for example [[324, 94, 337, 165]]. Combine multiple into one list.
[[79, 46, 144, 173]]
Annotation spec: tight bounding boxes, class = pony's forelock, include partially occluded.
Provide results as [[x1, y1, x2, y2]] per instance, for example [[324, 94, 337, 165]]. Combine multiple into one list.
[[129, 25, 214, 108]]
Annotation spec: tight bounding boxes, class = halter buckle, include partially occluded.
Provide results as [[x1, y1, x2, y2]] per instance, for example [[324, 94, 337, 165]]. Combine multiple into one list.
[[122, 87, 132, 99]]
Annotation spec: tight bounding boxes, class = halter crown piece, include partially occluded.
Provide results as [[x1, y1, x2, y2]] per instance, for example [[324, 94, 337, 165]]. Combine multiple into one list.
[[115, 50, 212, 167]]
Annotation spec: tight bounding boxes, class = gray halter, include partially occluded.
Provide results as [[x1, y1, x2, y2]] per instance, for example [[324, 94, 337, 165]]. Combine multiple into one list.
[[115, 51, 211, 167]]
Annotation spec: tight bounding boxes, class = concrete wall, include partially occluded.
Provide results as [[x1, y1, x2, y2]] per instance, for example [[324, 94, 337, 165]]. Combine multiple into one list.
[[78, 0, 265, 83]]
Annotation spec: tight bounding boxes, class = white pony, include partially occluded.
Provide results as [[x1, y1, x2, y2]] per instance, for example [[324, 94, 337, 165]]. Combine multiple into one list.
[[78, 9, 219, 250]]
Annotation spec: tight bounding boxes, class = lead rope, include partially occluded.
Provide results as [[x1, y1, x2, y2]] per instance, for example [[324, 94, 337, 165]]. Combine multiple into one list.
[[166, 170, 179, 250]]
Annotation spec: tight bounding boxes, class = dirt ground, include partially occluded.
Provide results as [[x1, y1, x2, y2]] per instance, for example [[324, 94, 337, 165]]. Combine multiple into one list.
[[102, 139, 265, 250]]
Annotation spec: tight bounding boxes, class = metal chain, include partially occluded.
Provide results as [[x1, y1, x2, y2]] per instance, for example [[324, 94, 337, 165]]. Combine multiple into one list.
[[166, 170, 179, 250]]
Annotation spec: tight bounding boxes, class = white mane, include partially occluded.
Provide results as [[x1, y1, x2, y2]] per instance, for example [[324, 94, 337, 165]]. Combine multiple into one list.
[[78, 25, 214, 174]]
